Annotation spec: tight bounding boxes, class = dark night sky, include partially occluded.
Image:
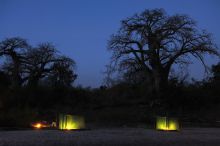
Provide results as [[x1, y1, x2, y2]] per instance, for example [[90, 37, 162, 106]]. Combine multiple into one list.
[[0, 0, 219, 87]]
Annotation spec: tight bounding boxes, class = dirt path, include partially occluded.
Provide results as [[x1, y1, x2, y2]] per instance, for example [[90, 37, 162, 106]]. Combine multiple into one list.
[[0, 128, 220, 146]]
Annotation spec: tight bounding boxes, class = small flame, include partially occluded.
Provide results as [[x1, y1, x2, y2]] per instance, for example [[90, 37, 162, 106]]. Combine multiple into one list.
[[33, 123, 42, 129]]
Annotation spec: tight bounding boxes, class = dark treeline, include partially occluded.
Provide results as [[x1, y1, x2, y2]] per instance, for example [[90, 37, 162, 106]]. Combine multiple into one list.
[[0, 61, 219, 127], [0, 9, 220, 127], [0, 37, 78, 126]]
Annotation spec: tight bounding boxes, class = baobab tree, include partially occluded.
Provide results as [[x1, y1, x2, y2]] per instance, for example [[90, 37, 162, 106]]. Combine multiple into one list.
[[0, 38, 77, 88], [47, 56, 77, 87], [108, 9, 219, 95], [23, 43, 58, 87], [24, 43, 77, 87], [0, 37, 29, 87]]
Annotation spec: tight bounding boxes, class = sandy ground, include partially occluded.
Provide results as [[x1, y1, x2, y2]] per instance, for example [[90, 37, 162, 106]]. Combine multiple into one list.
[[0, 128, 220, 146]]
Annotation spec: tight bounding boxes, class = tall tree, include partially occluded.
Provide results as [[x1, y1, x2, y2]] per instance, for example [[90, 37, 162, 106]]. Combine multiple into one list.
[[24, 43, 58, 87], [0, 37, 29, 87], [24, 43, 77, 87], [212, 62, 220, 81], [108, 9, 219, 95], [47, 56, 77, 87], [0, 71, 10, 89]]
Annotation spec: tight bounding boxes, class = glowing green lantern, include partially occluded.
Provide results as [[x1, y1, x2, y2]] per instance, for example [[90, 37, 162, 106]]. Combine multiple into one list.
[[156, 116, 179, 131], [59, 114, 85, 130]]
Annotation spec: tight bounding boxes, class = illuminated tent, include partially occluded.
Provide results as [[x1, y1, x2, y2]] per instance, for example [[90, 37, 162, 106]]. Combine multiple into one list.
[[58, 114, 85, 130], [156, 116, 180, 131]]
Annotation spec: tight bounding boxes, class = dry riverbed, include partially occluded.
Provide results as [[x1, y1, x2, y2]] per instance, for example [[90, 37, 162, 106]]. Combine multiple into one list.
[[0, 128, 220, 146]]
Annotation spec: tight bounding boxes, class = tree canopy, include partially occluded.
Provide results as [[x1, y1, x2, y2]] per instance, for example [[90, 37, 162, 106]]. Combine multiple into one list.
[[0, 37, 77, 88], [108, 9, 219, 94]]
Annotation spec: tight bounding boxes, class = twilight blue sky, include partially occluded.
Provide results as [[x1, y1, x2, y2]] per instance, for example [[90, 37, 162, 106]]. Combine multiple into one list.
[[0, 0, 220, 87]]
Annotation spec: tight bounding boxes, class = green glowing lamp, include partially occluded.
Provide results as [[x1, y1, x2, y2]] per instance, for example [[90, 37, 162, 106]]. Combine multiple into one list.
[[156, 116, 179, 131], [59, 114, 85, 130]]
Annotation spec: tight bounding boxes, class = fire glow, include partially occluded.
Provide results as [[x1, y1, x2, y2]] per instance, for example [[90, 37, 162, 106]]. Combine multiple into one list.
[[31, 121, 50, 129], [33, 123, 42, 129]]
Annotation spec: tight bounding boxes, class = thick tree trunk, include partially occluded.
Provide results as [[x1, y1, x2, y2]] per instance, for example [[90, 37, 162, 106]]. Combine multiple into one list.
[[11, 56, 22, 88], [28, 76, 40, 88], [11, 73, 22, 88], [153, 69, 169, 97]]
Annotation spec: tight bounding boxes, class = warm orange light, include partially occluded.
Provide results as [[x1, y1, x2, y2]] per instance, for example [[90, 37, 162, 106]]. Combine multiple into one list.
[[31, 121, 50, 129], [33, 123, 42, 129]]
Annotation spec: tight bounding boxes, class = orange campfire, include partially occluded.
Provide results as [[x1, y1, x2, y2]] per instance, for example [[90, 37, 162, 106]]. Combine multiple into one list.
[[31, 121, 51, 129]]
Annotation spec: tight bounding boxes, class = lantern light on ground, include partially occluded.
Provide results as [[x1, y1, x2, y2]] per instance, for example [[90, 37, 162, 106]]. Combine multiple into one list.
[[58, 114, 85, 130], [31, 121, 50, 129], [33, 123, 42, 129], [156, 116, 180, 131]]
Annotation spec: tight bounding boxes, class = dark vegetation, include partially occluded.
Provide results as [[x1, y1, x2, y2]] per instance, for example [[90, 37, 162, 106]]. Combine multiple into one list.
[[0, 9, 219, 128]]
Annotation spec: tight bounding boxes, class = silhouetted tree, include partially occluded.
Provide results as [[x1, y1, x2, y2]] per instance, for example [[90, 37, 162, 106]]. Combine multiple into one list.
[[0, 37, 29, 87], [47, 56, 77, 87], [0, 71, 10, 89], [212, 62, 220, 81], [24, 43, 77, 88], [24, 43, 57, 87], [1, 38, 77, 88], [108, 9, 219, 95], [208, 62, 220, 95]]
